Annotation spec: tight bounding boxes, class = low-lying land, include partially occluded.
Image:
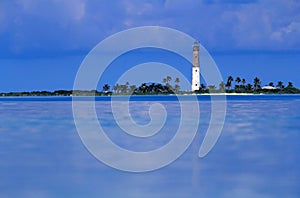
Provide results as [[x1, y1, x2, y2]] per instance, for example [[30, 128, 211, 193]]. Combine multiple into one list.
[[2, 76, 299, 96]]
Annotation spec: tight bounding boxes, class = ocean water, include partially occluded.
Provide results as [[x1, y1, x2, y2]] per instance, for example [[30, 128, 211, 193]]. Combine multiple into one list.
[[0, 95, 299, 197]]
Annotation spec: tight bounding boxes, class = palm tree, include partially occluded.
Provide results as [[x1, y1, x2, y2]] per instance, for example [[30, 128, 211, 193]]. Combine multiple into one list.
[[113, 83, 120, 93], [150, 83, 157, 93], [120, 84, 128, 93], [235, 77, 241, 85], [172, 77, 180, 92], [102, 84, 110, 92], [175, 77, 180, 87], [226, 76, 234, 90], [235, 77, 241, 91], [129, 85, 137, 93], [174, 84, 180, 93], [241, 78, 246, 85], [138, 83, 148, 93], [163, 78, 167, 84], [156, 83, 164, 93], [166, 76, 172, 86], [246, 83, 252, 91], [219, 81, 225, 92], [276, 81, 284, 89], [287, 82, 293, 88], [269, 82, 274, 87], [253, 77, 261, 90]]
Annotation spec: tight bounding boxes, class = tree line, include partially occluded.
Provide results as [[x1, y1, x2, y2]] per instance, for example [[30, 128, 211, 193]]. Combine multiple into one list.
[[1, 75, 299, 96], [0, 76, 181, 96], [108, 76, 181, 95], [196, 76, 300, 94]]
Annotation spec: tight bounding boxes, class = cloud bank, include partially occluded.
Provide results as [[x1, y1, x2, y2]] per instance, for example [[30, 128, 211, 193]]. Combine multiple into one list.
[[0, 0, 299, 57]]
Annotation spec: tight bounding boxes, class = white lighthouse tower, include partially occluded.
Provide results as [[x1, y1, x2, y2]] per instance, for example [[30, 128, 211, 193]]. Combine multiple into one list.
[[192, 41, 200, 91]]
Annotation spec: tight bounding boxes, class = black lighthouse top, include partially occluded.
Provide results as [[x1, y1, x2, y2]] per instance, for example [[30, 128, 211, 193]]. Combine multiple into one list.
[[193, 41, 199, 51]]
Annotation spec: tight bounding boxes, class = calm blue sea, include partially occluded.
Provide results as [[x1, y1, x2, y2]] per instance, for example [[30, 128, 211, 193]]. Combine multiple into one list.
[[0, 95, 299, 197]]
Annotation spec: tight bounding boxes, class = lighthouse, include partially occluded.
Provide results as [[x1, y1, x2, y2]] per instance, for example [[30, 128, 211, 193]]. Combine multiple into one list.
[[192, 41, 200, 91]]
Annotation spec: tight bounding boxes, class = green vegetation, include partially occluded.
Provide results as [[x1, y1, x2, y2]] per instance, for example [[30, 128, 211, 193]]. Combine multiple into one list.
[[1, 76, 299, 97], [195, 76, 300, 94]]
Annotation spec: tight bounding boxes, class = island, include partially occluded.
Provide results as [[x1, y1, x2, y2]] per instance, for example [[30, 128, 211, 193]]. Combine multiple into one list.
[[1, 75, 299, 97]]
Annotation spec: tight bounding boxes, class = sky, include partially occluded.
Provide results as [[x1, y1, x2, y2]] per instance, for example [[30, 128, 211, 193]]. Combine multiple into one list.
[[0, 0, 300, 92]]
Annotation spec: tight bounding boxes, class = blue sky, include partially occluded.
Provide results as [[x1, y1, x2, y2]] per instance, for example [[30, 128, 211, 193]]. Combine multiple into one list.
[[0, 0, 300, 92]]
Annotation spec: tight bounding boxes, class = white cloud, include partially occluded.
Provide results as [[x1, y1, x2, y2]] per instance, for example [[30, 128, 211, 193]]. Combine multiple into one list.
[[271, 22, 300, 41], [1, 0, 300, 57]]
